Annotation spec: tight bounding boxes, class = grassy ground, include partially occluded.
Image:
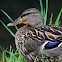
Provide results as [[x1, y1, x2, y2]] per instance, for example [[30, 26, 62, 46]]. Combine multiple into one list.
[[0, 0, 62, 62], [0, 46, 26, 62]]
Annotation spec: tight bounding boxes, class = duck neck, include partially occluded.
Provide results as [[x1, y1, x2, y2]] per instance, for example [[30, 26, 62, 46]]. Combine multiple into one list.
[[35, 23, 44, 27], [30, 23, 44, 28]]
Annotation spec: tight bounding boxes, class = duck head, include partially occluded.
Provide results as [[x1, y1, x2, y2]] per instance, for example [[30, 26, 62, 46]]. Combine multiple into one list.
[[7, 8, 44, 27]]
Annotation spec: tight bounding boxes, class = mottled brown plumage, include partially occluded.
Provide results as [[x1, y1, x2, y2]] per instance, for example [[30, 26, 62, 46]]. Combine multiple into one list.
[[7, 8, 62, 62]]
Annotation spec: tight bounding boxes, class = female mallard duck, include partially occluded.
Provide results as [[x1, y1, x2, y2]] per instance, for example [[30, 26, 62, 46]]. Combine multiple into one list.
[[7, 8, 62, 62]]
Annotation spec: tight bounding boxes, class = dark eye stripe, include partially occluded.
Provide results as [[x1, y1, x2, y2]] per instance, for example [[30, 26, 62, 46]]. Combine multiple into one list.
[[21, 12, 37, 18]]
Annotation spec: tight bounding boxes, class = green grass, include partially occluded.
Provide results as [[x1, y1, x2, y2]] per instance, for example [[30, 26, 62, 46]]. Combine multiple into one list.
[[0, 9, 18, 31], [0, 46, 26, 62], [0, 20, 15, 37], [40, 0, 48, 26], [40, 0, 62, 26], [0, 0, 62, 62], [40, 48, 44, 62]]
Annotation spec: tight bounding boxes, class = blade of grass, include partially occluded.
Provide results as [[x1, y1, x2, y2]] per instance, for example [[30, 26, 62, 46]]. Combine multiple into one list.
[[18, 54, 26, 62], [43, 8, 46, 26], [0, 20, 15, 37], [40, 0, 43, 16], [0, 9, 13, 22], [49, 13, 53, 24], [55, 8, 62, 25], [46, 0, 48, 14], [44, 0, 48, 26], [9, 50, 13, 62], [2, 52, 5, 62], [5, 50, 12, 55], [34, 56, 38, 62], [5, 56, 9, 62], [13, 53, 19, 56], [0, 9, 18, 30], [40, 48, 44, 62]]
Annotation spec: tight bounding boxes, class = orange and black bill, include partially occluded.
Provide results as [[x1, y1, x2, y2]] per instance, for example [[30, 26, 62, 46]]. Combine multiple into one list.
[[7, 18, 23, 26]]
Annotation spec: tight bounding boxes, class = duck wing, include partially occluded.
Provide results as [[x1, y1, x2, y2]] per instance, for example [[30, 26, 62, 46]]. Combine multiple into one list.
[[28, 24, 62, 58], [39, 25, 62, 60]]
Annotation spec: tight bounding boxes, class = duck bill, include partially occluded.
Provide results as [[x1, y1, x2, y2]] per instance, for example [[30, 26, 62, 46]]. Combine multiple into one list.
[[7, 18, 24, 26]]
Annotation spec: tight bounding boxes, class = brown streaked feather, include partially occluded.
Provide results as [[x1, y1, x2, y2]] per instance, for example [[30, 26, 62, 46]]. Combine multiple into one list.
[[28, 25, 62, 42], [48, 24, 62, 31], [15, 24, 62, 62]]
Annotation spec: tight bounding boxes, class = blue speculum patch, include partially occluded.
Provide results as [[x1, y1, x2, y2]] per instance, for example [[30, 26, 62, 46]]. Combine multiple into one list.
[[45, 41, 60, 49]]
